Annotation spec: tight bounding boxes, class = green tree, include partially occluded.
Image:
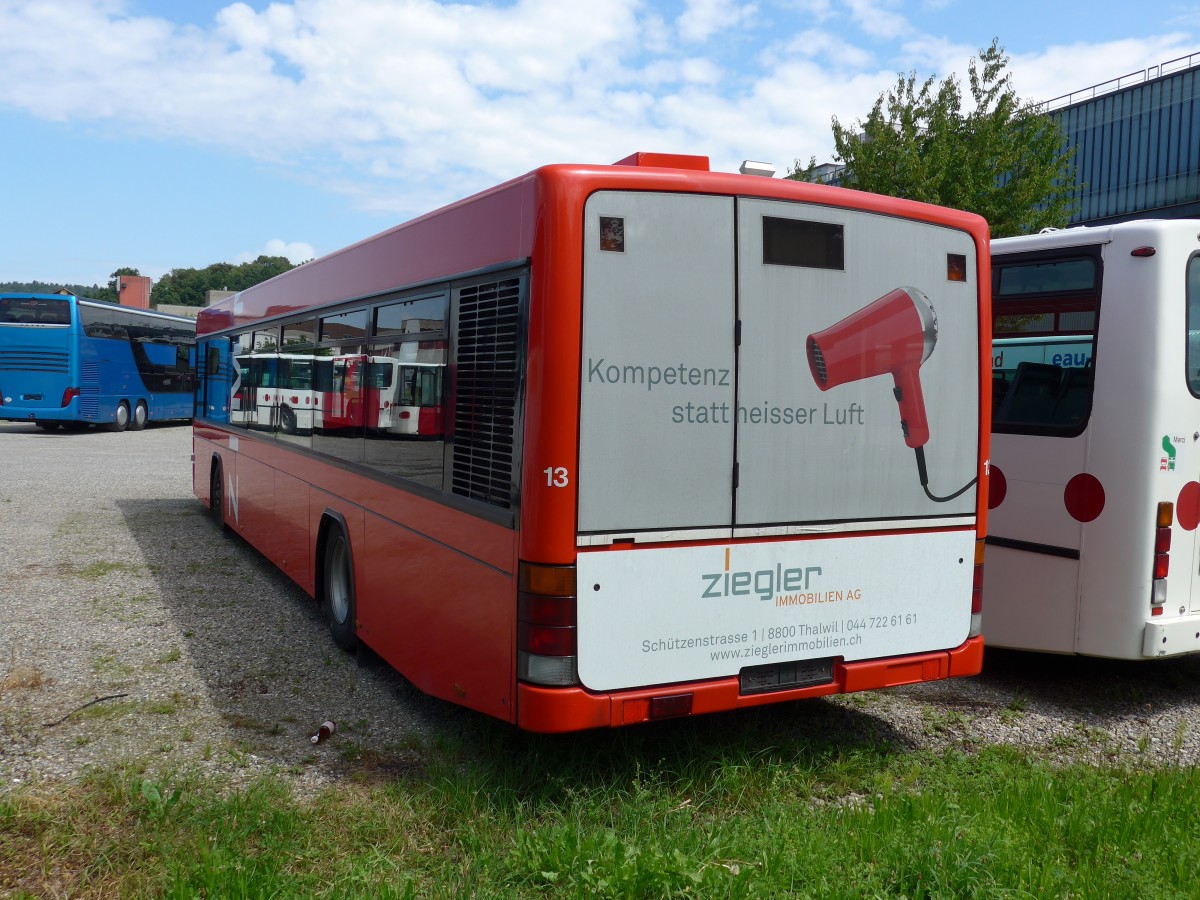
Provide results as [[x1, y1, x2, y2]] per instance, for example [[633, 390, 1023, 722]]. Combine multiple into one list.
[[150, 255, 299, 307], [791, 39, 1076, 237]]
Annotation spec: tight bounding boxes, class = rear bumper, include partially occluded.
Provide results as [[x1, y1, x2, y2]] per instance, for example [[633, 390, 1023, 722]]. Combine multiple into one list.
[[516, 636, 985, 733], [0, 406, 73, 422], [1143, 617, 1200, 658]]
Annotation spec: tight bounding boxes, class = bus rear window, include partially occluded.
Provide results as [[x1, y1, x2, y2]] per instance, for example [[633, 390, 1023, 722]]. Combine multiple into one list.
[[992, 253, 1100, 435], [762, 217, 844, 270], [0, 297, 70, 325], [997, 258, 1096, 296]]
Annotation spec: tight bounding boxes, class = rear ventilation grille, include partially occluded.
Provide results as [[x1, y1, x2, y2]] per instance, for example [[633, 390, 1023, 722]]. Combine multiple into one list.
[[0, 348, 68, 373], [451, 275, 523, 509]]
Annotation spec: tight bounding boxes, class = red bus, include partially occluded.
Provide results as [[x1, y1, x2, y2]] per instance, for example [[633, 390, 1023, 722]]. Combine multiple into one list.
[[193, 152, 991, 732]]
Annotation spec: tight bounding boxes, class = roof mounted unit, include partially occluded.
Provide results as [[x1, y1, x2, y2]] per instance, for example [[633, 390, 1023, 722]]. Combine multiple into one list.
[[739, 160, 776, 177], [612, 152, 710, 171]]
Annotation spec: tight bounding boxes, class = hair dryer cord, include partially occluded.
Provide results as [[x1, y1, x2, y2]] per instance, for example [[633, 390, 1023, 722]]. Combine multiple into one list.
[[914, 447, 978, 504]]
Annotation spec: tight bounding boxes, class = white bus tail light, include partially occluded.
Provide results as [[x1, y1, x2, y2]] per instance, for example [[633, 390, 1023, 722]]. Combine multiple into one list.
[[970, 539, 984, 638], [1151, 502, 1172, 615], [517, 562, 579, 686]]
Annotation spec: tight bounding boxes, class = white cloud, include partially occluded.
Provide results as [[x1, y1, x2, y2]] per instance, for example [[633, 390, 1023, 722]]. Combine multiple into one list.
[[1006, 37, 1198, 106], [236, 239, 318, 265], [677, 0, 758, 43], [844, 0, 911, 40], [0, 0, 1194, 224]]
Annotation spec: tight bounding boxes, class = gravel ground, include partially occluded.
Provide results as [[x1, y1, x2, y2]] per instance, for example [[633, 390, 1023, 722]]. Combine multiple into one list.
[[4, 420, 1200, 794]]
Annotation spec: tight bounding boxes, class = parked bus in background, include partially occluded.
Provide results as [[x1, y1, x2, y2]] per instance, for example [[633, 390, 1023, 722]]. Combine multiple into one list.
[[985, 219, 1200, 659], [193, 152, 991, 732], [0, 292, 195, 431]]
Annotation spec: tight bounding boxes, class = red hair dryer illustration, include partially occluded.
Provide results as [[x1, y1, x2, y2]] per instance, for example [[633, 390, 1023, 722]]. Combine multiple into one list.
[[806, 286, 938, 448]]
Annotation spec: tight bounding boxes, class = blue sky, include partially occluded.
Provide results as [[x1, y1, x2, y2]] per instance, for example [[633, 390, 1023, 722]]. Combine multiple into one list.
[[1, 0, 1197, 288]]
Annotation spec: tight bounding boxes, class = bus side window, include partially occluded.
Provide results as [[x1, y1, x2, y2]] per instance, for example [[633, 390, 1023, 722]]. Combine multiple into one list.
[[995, 362, 1062, 425], [1052, 365, 1093, 424]]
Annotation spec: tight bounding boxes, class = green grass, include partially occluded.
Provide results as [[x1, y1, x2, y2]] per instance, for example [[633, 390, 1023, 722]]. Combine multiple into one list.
[[64, 560, 145, 580], [3, 714, 1200, 898]]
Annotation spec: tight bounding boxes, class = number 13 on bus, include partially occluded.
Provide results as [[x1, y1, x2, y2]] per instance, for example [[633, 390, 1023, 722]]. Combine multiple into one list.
[[193, 152, 991, 732]]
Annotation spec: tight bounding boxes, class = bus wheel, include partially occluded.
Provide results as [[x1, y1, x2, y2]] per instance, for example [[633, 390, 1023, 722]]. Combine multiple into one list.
[[113, 401, 130, 432], [130, 401, 148, 431], [280, 405, 297, 435], [209, 461, 227, 532], [323, 523, 358, 652]]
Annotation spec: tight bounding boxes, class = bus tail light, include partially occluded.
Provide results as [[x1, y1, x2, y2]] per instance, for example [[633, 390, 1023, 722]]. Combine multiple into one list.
[[969, 540, 984, 638], [1151, 502, 1172, 615], [517, 562, 579, 687], [61, 387, 80, 407], [650, 694, 693, 719]]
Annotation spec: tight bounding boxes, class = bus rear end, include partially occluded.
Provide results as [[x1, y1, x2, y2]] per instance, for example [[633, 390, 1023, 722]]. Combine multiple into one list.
[[516, 165, 989, 731], [0, 293, 79, 428], [986, 220, 1200, 659]]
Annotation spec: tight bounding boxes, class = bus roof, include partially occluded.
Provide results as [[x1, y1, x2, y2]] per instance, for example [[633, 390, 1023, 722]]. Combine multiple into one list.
[[0, 292, 197, 325], [197, 152, 990, 338], [991, 219, 1200, 256]]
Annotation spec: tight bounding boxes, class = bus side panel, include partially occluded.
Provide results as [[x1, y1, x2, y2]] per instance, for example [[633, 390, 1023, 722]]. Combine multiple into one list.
[[1072, 234, 1179, 658], [984, 430, 1086, 652], [981, 546, 1079, 653], [358, 514, 516, 723], [233, 450, 276, 550], [193, 423, 518, 719], [274, 468, 313, 592]]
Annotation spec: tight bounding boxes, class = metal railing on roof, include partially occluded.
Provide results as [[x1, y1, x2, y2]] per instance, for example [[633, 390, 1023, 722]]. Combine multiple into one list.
[[1041, 51, 1200, 112]]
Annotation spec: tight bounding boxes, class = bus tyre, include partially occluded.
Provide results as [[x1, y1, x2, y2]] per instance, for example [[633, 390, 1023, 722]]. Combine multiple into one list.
[[209, 461, 227, 532], [130, 401, 148, 431], [113, 401, 130, 432], [280, 405, 297, 435], [323, 523, 358, 652]]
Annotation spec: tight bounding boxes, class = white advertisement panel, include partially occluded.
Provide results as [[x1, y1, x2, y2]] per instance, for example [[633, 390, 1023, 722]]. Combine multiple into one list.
[[734, 199, 981, 524], [576, 531, 975, 691], [577, 192, 737, 533]]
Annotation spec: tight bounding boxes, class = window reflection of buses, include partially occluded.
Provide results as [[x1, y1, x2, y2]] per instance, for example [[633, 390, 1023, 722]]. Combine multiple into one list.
[[232, 353, 443, 437], [985, 219, 1200, 660], [232, 353, 319, 433], [194, 151, 991, 733], [372, 360, 444, 437]]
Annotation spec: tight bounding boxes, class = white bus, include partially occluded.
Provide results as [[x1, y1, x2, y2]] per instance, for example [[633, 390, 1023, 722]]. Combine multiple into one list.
[[984, 219, 1200, 659]]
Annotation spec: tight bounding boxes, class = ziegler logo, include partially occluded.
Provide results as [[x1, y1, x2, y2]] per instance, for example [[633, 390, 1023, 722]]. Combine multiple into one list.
[[701, 548, 822, 602]]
